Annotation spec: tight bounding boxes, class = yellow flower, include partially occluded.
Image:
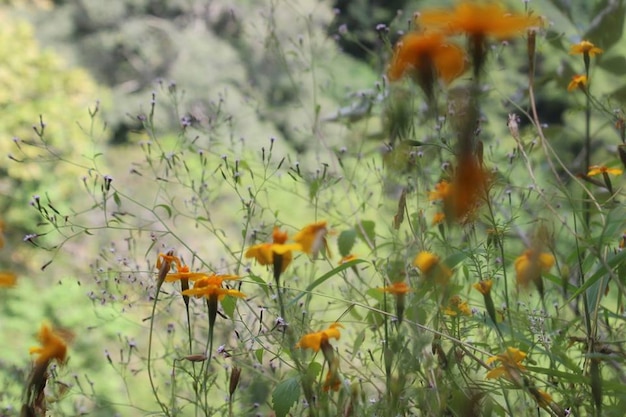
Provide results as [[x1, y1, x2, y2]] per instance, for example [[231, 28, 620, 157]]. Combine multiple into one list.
[[443, 295, 471, 316], [567, 74, 587, 92], [473, 279, 493, 296], [587, 165, 623, 177], [29, 323, 69, 366], [414, 251, 452, 284], [418, 2, 541, 39], [181, 274, 245, 300], [0, 272, 17, 287], [570, 40, 603, 56], [413, 251, 439, 273], [486, 347, 527, 379], [388, 31, 466, 95], [514, 250, 554, 288], [294, 221, 330, 257], [295, 323, 343, 352], [378, 281, 411, 295], [246, 227, 301, 272]]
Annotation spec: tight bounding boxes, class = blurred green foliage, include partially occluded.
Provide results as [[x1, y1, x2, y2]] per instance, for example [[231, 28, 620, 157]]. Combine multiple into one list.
[[0, 13, 109, 236]]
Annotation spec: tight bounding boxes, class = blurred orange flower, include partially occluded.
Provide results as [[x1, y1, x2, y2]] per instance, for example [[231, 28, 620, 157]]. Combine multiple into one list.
[[0, 272, 17, 287], [295, 323, 343, 352], [29, 323, 68, 366], [570, 40, 603, 57], [486, 347, 527, 379], [418, 2, 541, 39], [473, 279, 493, 296], [414, 251, 452, 284], [443, 295, 471, 316], [567, 74, 587, 92], [378, 281, 411, 295], [514, 250, 554, 288], [587, 165, 622, 176], [388, 31, 466, 95], [428, 180, 452, 201]]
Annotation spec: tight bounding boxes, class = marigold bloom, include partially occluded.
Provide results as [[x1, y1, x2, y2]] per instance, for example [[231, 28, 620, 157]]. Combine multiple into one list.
[[165, 265, 212, 283], [388, 31, 466, 96], [515, 250, 554, 289], [378, 281, 411, 295], [246, 227, 301, 273], [428, 180, 452, 201], [181, 274, 245, 300], [414, 251, 439, 273], [449, 154, 489, 221], [0, 272, 17, 287], [294, 221, 330, 257], [569, 40, 603, 56], [587, 165, 623, 177], [443, 295, 471, 316], [486, 347, 527, 379], [473, 279, 493, 295], [29, 323, 68, 366], [295, 323, 343, 352], [567, 74, 587, 92], [418, 2, 541, 39], [414, 251, 452, 284]]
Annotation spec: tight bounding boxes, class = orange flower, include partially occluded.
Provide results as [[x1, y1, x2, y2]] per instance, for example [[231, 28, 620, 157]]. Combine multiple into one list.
[[29, 323, 68, 366], [587, 165, 623, 177], [570, 40, 603, 57], [181, 274, 245, 300], [432, 212, 446, 225], [418, 2, 541, 39], [567, 74, 587, 92], [323, 366, 342, 392], [428, 180, 452, 201], [294, 221, 330, 258], [388, 31, 466, 95], [378, 281, 411, 295], [0, 272, 17, 287], [473, 279, 493, 296], [514, 250, 554, 288], [246, 227, 301, 273], [448, 154, 489, 221], [295, 323, 343, 352], [486, 347, 527, 379]]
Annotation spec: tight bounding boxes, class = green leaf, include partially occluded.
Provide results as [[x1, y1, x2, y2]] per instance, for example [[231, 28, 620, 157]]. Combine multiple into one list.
[[113, 191, 121, 208], [255, 348, 264, 364], [248, 273, 269, 297], [221, 296, 236, 319], [155, 204, 172, 219], [568, 250, 626, 302], [287, 259, 367, 307], [272, 377, 301, 417], [338, 229, 357, 257], [355, 220, 376, 246], [351, 329, 366, 360]]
